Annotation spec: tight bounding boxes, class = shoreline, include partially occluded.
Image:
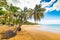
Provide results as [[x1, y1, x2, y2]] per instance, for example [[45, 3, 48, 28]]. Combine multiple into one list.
[[22, 25, 60, 34], [36, 25, 60, 34]]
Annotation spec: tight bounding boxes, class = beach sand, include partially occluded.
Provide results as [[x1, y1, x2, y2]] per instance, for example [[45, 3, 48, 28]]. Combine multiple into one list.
[[0, 25, 60, 40]]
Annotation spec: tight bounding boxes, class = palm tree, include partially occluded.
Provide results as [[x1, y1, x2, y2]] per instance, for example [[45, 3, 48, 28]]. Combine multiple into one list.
[[1, 4, 46, 39], [9, 4, 19, 26], [33, 4, 45, 24], [22, 7, 28, 23], [0, 0, 19, 25], [4, 4, 20, 26], [16, 7, 33, 31]]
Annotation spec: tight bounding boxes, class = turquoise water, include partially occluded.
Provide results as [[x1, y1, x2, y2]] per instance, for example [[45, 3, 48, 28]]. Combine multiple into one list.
[[36, 24, 60, 34], [43, 24, 60, 28]]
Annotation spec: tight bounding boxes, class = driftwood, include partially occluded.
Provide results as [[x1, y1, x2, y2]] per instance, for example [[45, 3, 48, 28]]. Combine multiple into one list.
[[1, 30, 16, 39], [1, 27, 21, 39]]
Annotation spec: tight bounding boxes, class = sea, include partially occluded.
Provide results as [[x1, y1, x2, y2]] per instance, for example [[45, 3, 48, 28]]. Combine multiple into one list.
[[36, 24, 60, 34]]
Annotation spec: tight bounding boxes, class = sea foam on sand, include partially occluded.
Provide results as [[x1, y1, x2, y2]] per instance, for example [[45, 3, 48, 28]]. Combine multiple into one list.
[[36, 25, 60, 34]]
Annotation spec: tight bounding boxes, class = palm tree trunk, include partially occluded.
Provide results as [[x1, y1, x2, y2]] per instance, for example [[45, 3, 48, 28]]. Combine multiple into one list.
[[4, 17, 6, 24], [19, 16, 21, 27], [12, 16, 14, 26], [8, 17, 10, 26], [14, 13, 34, 33]]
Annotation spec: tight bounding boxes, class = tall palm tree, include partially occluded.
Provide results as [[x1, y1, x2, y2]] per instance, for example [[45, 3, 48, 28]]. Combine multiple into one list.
[[33, 4, 45, 23]]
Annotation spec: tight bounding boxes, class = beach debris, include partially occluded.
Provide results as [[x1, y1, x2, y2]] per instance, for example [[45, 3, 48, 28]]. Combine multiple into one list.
[[1, 30, 16, 39]]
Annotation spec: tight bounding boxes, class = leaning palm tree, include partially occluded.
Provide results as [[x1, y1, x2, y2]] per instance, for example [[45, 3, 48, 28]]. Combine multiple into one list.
[[15, 4, 45, 32], [16, 7, 34, 31], [1, 4, 45, 39]]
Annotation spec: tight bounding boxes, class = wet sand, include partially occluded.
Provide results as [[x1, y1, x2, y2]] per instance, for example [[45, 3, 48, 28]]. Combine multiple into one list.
[[0, 25, 60, 40]]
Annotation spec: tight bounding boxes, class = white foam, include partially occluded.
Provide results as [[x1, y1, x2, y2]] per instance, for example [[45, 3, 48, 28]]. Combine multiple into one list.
[[36, 25, 60, 34]]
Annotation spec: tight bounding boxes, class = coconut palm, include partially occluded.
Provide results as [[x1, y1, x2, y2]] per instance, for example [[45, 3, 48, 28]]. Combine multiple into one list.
[[4, 4, 20, 25], [0, 0, 19, 25], [9, 4, 19, 25], [33, 4, 45, 23], [1, 4, 45, 39], [23, 7, 34, 23]]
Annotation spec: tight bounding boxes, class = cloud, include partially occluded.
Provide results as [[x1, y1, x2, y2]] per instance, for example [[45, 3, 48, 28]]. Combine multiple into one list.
[[7, 0, 60, 11], [53, 0, 60, 11], [40, 0, 57, 12], [41, 0, 60, 12], [39, 19, 60, 24], [7, 0, 41, 9], [6, 0, 12, 5], [40, 0, 56, 8], [47, 0, 60, 11]]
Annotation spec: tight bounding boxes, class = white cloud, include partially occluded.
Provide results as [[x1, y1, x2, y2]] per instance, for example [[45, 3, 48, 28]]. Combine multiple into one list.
[[41, 0, 60, 12], [7, 0, 41, 9], [41, 0, 55, 8], [7, 0, 60, 11], [39, 19, 60, 24], [40, 0, 56, 12], [53, 0, 60, 11]]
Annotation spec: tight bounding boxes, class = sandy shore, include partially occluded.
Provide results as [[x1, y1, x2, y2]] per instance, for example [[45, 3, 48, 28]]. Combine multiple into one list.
[[0, 25, 60, 40]]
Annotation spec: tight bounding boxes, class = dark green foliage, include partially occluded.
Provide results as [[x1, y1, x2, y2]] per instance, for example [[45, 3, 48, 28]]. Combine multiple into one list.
[[0, 8, 5, 15]]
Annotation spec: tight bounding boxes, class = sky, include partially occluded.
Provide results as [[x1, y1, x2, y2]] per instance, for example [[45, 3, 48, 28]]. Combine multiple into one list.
[[7, 0, 60, 24]]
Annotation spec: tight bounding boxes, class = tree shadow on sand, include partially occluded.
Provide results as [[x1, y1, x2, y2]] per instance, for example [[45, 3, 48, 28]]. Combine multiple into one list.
[[0, 29, 35, 40]]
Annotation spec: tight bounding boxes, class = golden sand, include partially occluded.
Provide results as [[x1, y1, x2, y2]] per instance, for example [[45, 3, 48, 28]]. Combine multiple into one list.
[[0, 25, 60, 40]]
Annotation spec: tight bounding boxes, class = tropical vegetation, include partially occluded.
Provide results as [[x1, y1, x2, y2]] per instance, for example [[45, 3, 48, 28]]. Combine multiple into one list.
[[0, 0, 45, 39]]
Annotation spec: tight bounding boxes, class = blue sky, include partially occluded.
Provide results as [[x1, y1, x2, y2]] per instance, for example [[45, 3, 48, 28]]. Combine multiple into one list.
[[40, 0, 51, 2], [44, 10, 60, 20], [41, 0, 60, 19], [7, 0, 60, 24], [40, 0, 60, 24]]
